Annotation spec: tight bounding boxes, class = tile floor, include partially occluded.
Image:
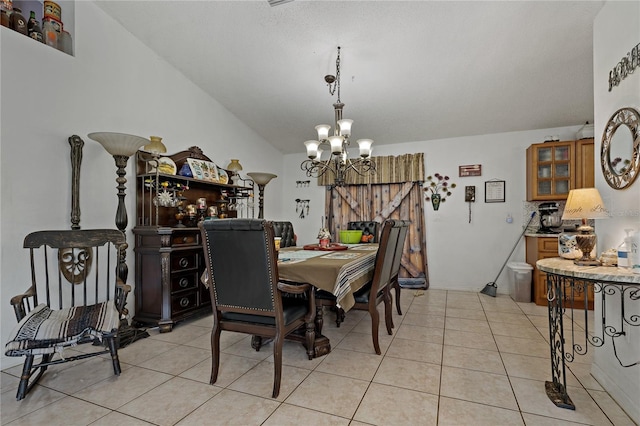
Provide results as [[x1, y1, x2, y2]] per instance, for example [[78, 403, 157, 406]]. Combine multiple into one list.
[[1, 289, 636, 425]]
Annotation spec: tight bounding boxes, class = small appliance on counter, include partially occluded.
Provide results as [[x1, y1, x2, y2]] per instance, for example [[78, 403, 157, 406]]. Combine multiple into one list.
[[537, 202, 561, 234]]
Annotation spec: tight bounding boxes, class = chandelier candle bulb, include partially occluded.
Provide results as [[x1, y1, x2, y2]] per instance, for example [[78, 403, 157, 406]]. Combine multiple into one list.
[[357, 139, 373, 157], [315, 125, 331, 140], [328, 136, 344, 154], [337, 119, 353, 136]]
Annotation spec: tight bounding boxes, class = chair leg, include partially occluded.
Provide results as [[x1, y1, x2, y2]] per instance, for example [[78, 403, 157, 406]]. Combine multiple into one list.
[[335, 307, 345, 327], [394, 281, 402, 315], [106, 335, 121, 376], [384, 291, 394, 335], [210, 325, 221, 385], [370, 307, 381, 355], [16, 355, 35, 401], [272, 332, 284, 398], [305, 320, 316, 360]]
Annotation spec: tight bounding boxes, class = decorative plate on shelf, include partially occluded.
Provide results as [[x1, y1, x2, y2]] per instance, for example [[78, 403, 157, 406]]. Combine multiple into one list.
[[217, 167, 229, 184], [157, 157, 177, 175]]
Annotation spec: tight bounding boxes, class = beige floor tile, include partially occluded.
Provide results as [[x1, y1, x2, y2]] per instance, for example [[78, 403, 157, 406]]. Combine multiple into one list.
[[393, 323, 443, 343], [1, 385, 66, 424], [479, 294, 523, 312], [222, 336, 273, 360], [385, 337, 443, 365], [353, 382, 438, 425], [117, 335, 179, 365], [373, 356, 440, 394], [318, 326, 349, 347], [407, 302, 446, 315], [446, 301, 484, 312], [401, 312, 445, 328], [489, 321, 544, 339], [7, 395, 110, 425], [442, 345, 506, 375], [180, 352, 260, 387], [567, 362, 603, 391], [440, 366, 518, 410], [485, 311, 532, 326], [445, 307, 487, 321], [91, 411, 155, 425], [494, 334, 550, 358], [586, 389, 636, 426], [228, 359, 311, 401], [264, 340, 325, 370], [501, 352, 580, 387], [315, 348, 383, 381], [444, 329, 498, 351], [410, 289, 446, 305], [445, 316, 492, 334], [177, 389, 279, 425], [72, 365, 172, 410], [119, 376, 220, 425], [147, 324, 210, 345], [1, 372, 20, 393], [187, 313, 214, 328], [511, 376, 613, 425], [438, 396, 524, 425], [285, 371, 369, 418], [139, 344, 210, 375], [519, 302, 550, 316], [262, 403, 350, 425], [334, 330, 393, 355], [521, 412, 590, 425], [35, 355, 131, 395]]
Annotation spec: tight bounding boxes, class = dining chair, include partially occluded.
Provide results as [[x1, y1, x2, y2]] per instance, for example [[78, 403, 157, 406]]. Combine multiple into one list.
[[199, 218, 315, 398], [5, 229, 130, 401], [389, 220, 411, 316], [347, 220, 380, 242], [272, 220, 296, 247]]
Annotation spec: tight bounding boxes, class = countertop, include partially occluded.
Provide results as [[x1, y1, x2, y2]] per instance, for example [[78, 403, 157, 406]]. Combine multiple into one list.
[[525, 233, 562, 238], [537, 258, 640, 284]]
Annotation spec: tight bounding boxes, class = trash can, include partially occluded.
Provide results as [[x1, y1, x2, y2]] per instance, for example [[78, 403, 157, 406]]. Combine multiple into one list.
[[507, 262, 533, 303]]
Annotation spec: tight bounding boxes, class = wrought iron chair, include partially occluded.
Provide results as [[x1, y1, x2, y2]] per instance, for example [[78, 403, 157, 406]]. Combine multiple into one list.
[[272, 221, 296, 247], [5, 229, 130, 401], [199, 219, 315, 398]]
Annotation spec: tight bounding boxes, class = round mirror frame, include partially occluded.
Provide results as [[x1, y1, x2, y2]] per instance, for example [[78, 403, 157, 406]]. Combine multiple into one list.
[[600, 107, 640, 190]]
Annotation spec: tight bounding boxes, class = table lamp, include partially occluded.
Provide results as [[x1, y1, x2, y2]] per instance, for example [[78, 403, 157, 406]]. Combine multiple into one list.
[[247, 172, 277, 219], [561, 188, 609, 265]]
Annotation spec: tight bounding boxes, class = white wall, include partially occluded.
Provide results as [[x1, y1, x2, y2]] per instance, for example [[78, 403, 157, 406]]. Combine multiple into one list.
[[284, 124, 583, 293], [0, 2, 283, 369], [591, 2, 640, 422]]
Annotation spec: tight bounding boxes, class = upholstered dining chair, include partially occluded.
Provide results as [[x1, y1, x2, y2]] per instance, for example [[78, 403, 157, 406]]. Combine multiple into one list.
[[199, 219, 315, 398], [347, 221, 380, 242], [5, 229, 130, 401], [389, 220, 411, 316], [272, 220, 296, 247]]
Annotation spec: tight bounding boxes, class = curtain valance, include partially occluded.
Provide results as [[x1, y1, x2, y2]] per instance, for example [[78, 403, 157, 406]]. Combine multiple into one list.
[[317, 153, 425, 186]]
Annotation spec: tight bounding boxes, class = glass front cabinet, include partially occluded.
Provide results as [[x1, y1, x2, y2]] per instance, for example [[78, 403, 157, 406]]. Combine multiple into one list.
[[526, 139, 593, 201]]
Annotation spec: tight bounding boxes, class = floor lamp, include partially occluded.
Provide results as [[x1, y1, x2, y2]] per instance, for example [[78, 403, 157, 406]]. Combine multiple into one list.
[[88, 132, 148, 283], [247, 172, 277, 219]]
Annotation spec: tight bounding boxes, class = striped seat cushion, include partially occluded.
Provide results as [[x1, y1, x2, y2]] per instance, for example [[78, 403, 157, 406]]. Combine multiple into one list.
[[5, 301, 120, 357]]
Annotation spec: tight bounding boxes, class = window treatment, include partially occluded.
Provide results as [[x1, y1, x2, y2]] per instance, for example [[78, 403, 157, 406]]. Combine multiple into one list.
[[322, 153, 428, 288]]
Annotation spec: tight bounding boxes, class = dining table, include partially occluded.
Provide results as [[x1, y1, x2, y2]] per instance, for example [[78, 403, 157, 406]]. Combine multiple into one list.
[[252, 242, 379, 358]]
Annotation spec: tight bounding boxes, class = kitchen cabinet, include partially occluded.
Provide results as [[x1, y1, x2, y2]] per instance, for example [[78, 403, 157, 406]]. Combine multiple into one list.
[[526, 236, 593, 310], [132, 147, 253, 331], [526, 139, 594, 201]]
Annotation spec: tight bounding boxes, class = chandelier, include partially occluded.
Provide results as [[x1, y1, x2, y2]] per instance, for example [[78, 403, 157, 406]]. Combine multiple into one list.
[[300, 47, 376, 186]]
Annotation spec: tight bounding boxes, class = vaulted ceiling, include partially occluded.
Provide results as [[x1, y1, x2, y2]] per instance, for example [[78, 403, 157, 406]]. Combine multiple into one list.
[[95, 1, 605, 154]]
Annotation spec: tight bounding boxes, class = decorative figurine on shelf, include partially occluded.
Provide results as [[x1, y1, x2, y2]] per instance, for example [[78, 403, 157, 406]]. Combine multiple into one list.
[[317, 216, 331, 248], [179, 162, 193, 178]]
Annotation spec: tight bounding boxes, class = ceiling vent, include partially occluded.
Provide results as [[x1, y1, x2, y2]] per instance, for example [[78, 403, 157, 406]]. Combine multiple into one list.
[[268, 0, 294, 6]]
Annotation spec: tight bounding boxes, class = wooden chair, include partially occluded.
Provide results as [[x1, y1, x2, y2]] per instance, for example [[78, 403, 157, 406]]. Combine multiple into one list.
[[5, 229, 130, 401], [199, 219, 315, 398], [272, 220, 296, 247], [389, 220, 411, 316]]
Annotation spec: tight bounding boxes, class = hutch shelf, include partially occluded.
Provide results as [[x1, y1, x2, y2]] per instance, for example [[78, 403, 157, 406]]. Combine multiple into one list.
[[133, 147, 254, 332]]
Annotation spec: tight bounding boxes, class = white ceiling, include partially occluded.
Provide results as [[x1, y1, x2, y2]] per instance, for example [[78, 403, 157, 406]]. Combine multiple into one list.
[[95, 0, 605, 155]]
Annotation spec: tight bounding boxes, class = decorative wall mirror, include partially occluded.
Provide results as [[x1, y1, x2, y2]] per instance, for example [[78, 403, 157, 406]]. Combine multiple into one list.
[[600, 107, 640, 190]]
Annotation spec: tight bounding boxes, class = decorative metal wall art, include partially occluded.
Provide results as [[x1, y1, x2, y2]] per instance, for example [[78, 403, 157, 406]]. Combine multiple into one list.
[[295, 199, 310, 218], [608, 42, 639, 91], [600, 107, 640, 190]]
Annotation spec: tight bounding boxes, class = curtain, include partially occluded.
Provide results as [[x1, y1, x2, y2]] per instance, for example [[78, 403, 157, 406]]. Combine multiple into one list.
[[323, 153, 429, 288], [318, 153, 425, 186]]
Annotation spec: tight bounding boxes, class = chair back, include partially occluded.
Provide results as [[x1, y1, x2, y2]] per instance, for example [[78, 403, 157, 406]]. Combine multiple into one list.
[[390, 220, 411, 282], [272, 221, 296, 247], [368, 220, 401, 302], [200, 219, 279, 316], [348, 221, 379, 242], [22, 229, 126, 313]]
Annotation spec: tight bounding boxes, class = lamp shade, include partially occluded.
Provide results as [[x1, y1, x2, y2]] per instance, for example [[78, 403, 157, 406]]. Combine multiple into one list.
[[227, 159, 243, 172], [88, 132, 149, 157], [315, 124, 331, 140], [304, 140, 320, 159], [357, 139, 373, 158], [561, 188, 609, 220], [328, 135, 344, 155], [247, 172, 277, 186], [337, 119, 353, 136]]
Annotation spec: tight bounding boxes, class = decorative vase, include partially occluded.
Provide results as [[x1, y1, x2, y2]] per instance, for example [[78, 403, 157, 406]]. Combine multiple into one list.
[[178, 162, 193, 177], [319, 238, 330, 248], [431, 194, 441, 211]]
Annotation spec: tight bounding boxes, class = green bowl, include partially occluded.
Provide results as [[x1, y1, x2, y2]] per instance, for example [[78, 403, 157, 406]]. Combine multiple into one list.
[[339, 230, 363, 244]]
